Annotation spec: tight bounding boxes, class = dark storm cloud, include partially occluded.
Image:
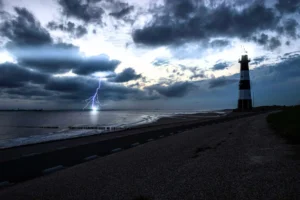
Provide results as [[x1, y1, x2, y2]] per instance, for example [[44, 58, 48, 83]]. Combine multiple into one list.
[[76, 25, 88, 37], [209, 77, 238, 89], [5, 39, 118, 76], [276, 18, 299, 38], [177, 64, 206, 80], [190, 72, 206, 80], [0, 62, 49, 88], [268, 37, 281, 50], [252, 33, 281, 50], [58, 0, 104, 23], [275, 0, 300, 13], [168, 0, 195, 19], [5, 85, 54, 98], [109, 5, 134, 19], [283, 51, 300, 58], [210, 39, 230, 48], [264, 54, 300, 81], [191, 54, 300, 108], [1, 8, 120, 74], [7, 41, 119, 75], [283, 18, 299, 38], [44, 76, 149, 101], [0, 7, 52, 46], [47, 21, 72, 32], [99, 82, 144, 101], [178, 64, 196, 73], [250, 56, 300, 106], [251, 56, 267, 65], [254, 33, 269, 45], [103, 0, 136, 24], [73, 54, 121, 75], [0, 10, 8, 21], [132, 1, 279, 46], [1, 53, 300, 107], [147, 82, 196, 98], [210, 54, 300, 91], [9, 43, 82, 73], [212, 62, 228, 71], [0, 7, 78, 73], [40, 54, 300, 103], [109, 68, 141, 83], [47, 21, 88, 38], [44, 76, 96, 93]]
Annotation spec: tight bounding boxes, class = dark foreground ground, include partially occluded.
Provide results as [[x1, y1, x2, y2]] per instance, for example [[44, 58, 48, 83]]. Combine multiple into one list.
[[267, 105, 300, 144], [0, 112, 299, 200], [0, 111, 250, 185]]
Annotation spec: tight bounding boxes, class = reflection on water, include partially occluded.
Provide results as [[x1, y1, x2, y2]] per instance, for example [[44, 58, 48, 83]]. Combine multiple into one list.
[[90, 109, 99, 124], [0, 110, 206, 148]]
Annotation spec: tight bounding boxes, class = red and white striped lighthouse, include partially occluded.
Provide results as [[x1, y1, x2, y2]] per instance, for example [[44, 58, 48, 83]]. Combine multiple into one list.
[[238, 54, 252, 111]]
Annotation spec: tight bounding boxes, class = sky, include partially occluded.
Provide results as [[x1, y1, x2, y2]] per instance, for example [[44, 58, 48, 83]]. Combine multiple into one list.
[[0, 0, 299, 110]]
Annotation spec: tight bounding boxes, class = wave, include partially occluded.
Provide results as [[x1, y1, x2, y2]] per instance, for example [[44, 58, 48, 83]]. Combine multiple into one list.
[[0, 110, 217, 149], [0, 113, 165, 149]]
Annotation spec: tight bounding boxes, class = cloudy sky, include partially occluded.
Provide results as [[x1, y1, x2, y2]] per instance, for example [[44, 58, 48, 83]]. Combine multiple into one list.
[[0, 0, 299, 110]]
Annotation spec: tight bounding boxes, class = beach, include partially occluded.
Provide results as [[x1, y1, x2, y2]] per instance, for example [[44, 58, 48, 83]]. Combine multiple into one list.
[[0, 111, 299, 199]]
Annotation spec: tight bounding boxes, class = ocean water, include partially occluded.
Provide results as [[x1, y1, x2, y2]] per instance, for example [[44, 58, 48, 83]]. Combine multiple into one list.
[[0, 110, 207, 149]]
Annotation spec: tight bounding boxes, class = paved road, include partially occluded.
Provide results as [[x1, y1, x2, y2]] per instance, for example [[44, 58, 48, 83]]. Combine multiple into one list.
[[1, 112, 298, 200], [0, 112, 247, 163], [0, 112, 258, 184]]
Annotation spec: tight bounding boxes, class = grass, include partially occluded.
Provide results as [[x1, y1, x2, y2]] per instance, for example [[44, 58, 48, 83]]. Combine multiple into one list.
[[233, 105, 286, 112], [267, 105, 300, 144]]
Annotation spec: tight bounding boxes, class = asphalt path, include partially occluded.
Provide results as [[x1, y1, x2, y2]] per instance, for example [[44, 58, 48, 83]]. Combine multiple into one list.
[[0, 111, 264, 187]]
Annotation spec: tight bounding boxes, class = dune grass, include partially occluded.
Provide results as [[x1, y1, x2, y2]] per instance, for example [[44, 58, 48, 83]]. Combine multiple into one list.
[[267, 105, 300, 144]]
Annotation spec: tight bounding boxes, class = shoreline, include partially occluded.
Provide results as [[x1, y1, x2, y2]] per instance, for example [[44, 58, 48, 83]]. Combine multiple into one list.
[[0, 111, 224, 150], [0, 111, 226, 155], [0, 111, 262, 185]]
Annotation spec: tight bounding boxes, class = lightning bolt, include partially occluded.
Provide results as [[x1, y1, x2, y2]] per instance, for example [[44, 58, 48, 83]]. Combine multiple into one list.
[[83, 78, 102, 111]]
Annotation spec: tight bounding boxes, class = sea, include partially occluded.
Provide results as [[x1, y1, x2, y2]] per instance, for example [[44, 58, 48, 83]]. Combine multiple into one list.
[[0, 109, 213, 149]]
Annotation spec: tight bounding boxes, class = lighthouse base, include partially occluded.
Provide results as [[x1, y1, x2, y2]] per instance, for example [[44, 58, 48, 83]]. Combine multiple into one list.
[[238, 99, 252, 111]]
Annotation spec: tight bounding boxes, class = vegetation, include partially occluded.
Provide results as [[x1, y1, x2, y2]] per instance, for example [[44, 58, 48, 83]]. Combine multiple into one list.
[[232, 105, 286, 112], [267, 105, 300, 144]]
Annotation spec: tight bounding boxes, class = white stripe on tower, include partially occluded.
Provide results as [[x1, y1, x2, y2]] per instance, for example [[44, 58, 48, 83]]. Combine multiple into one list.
[[239, 90, 251, 100]]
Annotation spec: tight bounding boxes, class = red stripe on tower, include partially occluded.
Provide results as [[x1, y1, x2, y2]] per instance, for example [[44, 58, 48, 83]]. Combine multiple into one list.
[[238, 55, 252, 111]]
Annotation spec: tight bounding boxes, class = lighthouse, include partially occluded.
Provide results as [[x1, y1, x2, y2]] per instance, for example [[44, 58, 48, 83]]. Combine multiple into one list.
[[238, 55, 252, 111]]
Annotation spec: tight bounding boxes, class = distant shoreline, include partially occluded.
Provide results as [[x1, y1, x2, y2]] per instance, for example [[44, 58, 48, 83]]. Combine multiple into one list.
[[0, 105, 289, 112], [0, 109, 230, 112], [0, 111, 225, 150], [0, 105, 288, 149]]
